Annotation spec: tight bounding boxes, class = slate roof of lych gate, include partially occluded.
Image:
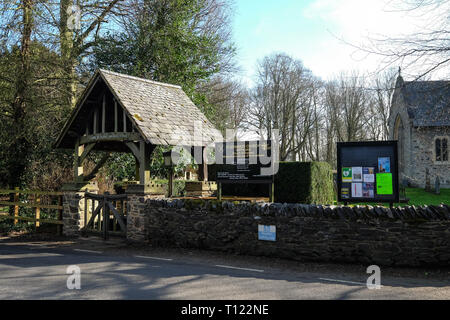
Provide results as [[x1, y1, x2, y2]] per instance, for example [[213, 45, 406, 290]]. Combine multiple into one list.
[[401, 80, 450, 127], [100, 69, 223, 146], [55, 69, 223, 149]]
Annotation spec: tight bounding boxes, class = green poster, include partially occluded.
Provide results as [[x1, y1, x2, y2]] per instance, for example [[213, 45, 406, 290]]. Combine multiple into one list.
[[376, 173, 393, 195], [342, 167, 352, 182]]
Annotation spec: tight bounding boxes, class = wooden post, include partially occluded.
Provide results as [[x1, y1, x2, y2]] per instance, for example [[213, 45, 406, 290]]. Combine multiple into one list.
[[84, 191, 88, 228], [135, 156, 140, 181], [202, 146, 208, 182], [13, 187, 19, 225], [139, 142, 152, 185], [168, 167, 174, 197], [123, 109, 127, 132], [35, 194, 40, 228], [217, 182, 222, 201], [102, 95, 106, 133], [114, 99, 118, 132], [113, 200, 117, 232], [97, 199, 102, 231], [74, 139, 84, 181], [93, 108, 98, 134], [269, 182, 274, 203], [57, 195, 63, 235], [91, 198, 95, 229], [103, 194, 109, 240]]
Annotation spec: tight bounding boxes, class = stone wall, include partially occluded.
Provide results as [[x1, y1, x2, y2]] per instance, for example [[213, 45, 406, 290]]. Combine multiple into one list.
[[410, 126, 450, 188], [127, 194, 166, 242], [62, 192, 86, 237], [139, 199, 450, 267]]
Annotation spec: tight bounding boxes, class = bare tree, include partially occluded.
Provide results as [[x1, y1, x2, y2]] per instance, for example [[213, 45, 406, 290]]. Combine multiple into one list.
[[356, 0, 450, 80], [202, 76, 249, 135], [248, 53, 313, 161]]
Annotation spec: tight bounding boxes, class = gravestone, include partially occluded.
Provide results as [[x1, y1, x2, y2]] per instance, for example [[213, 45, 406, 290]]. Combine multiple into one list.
[[435, 176, 441, 195]]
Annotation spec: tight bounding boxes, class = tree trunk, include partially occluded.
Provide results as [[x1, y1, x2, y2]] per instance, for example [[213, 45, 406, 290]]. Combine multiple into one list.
[[7, 0, 34, 188], [60, 0, 77, 109]]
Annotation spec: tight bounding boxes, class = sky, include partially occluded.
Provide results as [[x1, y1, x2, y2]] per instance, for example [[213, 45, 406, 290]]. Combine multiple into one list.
[[231, 0, 447, 86]]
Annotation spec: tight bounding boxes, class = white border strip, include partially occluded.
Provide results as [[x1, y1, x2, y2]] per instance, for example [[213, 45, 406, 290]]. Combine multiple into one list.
[[74, 249, 103, 254], [215, 265, 264, 273], [319, 277, 366, 286], [134, 255, 173, 261]]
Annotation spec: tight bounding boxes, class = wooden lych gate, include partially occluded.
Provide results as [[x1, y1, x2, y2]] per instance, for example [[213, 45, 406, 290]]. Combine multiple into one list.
[[82, 192, 127, 239], [54, 69, 222, 194], [54, 69, 222, 239]]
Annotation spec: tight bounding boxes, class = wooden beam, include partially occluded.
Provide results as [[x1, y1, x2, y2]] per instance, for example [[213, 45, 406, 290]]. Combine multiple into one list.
[[74, 139, 84, 181], [79, 132, 141, 145], [202, 146, 208, 182], [79, 143, 96, 163], [35, 195, 40, 228], [0, 201, 63, 210], [0, 215, 63, 225], [139, 142, 155, 185], [102, 95, 106, 133], [125, 142, 140, 159], [114, 99, 118, 132], [93, 108, 98, 134], [107, 202, 126, 232], [83, 153, 110, 181], [123, 109, 127, 132], [13, 187, 19, 225]]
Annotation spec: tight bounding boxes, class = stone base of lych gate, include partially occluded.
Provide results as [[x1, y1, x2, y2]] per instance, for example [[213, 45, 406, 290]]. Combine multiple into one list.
[[125, 186, 165, 243], [61, 182, 99, 237]]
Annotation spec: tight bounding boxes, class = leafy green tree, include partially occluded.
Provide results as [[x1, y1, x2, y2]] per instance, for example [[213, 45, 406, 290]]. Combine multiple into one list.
[[0, 42, 72, 189], [92, 0, 235, 112], [91, 0, 235, 181]]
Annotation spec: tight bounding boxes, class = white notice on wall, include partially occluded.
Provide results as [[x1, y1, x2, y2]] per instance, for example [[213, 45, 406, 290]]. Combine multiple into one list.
[[352, 167, 363, 182], [352, 183, 363, 198]]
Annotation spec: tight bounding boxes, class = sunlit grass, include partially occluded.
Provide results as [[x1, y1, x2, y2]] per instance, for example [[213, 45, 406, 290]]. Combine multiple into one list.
[[337, 188, 450, 207]]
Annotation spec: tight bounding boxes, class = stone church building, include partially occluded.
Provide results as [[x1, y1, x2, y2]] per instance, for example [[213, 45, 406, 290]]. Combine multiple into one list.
[[389, 74, 450, 188]]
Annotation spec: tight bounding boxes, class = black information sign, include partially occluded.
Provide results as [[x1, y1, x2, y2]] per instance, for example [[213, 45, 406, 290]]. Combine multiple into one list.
[[215, 140, 274, 184], [337, 141, 399, 204]]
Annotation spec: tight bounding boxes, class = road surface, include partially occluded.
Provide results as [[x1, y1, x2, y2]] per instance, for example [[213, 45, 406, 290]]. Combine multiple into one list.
[[0, 237, 449, 300]]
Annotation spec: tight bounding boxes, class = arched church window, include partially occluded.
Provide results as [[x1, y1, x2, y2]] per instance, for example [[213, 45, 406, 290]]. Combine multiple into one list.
[[435, 137, 448, 162]]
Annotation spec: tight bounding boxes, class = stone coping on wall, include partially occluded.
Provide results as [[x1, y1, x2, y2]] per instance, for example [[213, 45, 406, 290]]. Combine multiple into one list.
[[145, 198, 450, 221]]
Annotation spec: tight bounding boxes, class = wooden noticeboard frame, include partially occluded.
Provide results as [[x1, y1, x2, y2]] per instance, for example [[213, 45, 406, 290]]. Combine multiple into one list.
[[215, 140, 275, 202], [337, 141, 399, 206]]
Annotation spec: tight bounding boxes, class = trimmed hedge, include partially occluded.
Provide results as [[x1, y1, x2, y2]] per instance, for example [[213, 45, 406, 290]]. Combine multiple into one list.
[[208, 161, 334, 204]]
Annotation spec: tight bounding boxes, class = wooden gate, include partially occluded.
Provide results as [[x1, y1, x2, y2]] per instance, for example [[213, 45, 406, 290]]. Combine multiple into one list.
[[82, 192, 127, 240]]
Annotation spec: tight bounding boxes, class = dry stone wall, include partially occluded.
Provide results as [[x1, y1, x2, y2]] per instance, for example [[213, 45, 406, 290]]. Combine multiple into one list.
[[133, 199, 450, 267]]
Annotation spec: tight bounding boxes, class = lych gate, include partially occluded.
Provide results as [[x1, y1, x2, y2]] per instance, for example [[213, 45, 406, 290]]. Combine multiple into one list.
[[56, 69, 222, 238]]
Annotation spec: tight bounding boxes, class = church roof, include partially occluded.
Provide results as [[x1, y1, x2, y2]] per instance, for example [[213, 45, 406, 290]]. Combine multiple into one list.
[[400, 79, 450, 127], [55, 69, 223, 149]]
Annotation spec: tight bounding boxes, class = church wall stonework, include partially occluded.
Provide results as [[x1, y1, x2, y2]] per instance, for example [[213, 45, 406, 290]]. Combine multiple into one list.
[[389, 99, 413, 183], [409, 126, 450, 188]]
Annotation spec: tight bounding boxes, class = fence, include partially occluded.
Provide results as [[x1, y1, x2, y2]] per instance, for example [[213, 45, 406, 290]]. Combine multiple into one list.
[[82, 192, 128, 239], [0, 188, 63, 234]]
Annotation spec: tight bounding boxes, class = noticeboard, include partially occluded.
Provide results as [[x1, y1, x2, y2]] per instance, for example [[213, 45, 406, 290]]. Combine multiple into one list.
[[337, 141, 399, 203], [215, 140, 274, 184]]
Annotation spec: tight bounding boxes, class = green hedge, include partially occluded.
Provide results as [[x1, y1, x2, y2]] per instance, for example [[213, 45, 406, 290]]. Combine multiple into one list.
[[208, 162, 334, 204]]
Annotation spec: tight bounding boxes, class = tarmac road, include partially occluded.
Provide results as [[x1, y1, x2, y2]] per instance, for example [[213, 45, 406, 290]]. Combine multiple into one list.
[[0, 237, 449, 300]]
